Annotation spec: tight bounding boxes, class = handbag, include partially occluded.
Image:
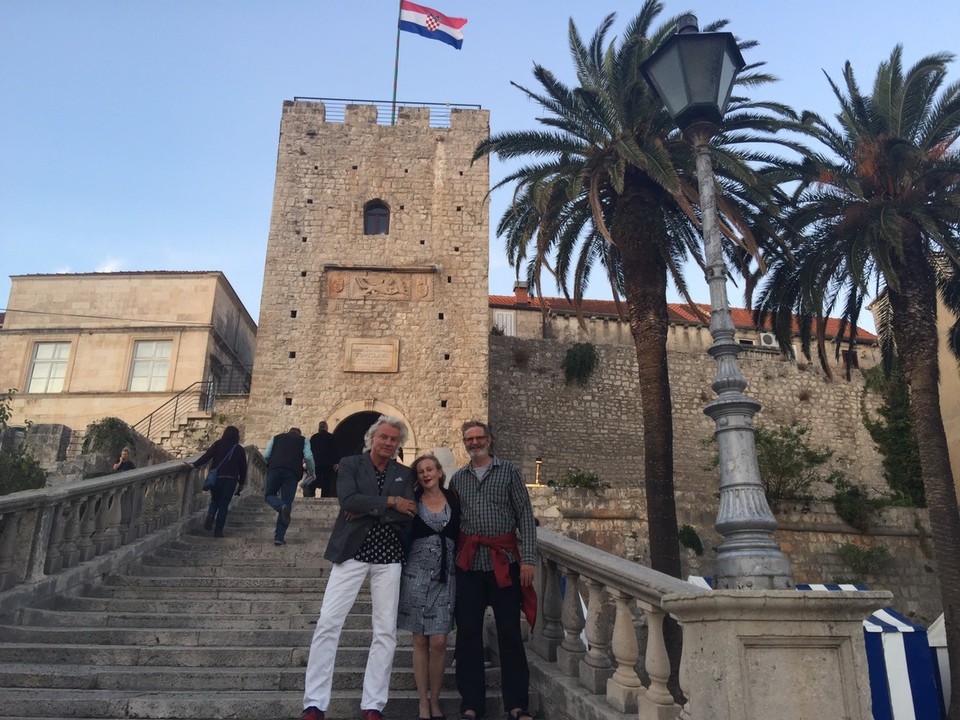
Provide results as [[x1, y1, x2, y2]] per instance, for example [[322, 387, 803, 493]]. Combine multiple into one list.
[[203, 444, 239, 491]]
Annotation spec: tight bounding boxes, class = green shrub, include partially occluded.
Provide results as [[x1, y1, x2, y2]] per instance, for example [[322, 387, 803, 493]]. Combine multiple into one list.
[[679, 524, 704, 555], [830, 478, 882, 532], [704, 422, 846, 503], [82, 417, 138, 459], [0, 389, 46, 495], [548, 466, 609, 491], [838, 543, 891, 580], [563, 342, 598, 385]]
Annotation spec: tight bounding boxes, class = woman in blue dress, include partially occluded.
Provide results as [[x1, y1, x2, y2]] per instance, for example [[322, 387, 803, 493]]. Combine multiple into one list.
[[397, 454, 461, 720]]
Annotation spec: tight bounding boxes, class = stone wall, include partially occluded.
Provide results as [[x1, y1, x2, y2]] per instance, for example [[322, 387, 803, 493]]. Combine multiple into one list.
[[490, 335, 885, 497], [247, 101, 490, 459]]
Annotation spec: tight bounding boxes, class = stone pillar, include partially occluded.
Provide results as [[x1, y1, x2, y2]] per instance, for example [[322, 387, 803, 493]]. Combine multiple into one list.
[[662, 589, 889, 720]]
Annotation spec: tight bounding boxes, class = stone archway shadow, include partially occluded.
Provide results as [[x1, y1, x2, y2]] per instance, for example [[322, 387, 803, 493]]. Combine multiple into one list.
[[326, 400, 418, 462]]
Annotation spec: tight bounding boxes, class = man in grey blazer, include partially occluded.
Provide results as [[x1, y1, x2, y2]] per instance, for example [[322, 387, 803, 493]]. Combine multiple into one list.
[[301, 416, 417, 720]]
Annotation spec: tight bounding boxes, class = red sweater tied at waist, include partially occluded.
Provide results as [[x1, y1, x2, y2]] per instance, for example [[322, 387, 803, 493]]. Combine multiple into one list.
[[457, 531, 537, 628]]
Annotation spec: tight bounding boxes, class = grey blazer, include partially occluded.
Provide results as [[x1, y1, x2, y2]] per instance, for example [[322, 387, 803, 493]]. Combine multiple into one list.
[[323, 453, 415, 564]]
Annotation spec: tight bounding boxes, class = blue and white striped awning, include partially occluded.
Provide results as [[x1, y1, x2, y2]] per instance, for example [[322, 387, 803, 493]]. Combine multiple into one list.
[[796, 583, 869, 592], [862, 607, 943, 720]]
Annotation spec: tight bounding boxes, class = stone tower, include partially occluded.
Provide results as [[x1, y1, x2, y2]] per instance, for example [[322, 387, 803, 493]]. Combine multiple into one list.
[[247, 100, 490, 461]]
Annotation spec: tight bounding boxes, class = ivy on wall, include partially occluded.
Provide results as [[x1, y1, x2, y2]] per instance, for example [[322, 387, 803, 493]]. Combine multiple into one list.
[[563, 342, 598, 385], [861, 366, 925, 506]]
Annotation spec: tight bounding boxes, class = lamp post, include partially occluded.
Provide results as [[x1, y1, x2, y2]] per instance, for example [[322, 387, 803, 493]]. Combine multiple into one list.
[[641, 14, 793, 589]]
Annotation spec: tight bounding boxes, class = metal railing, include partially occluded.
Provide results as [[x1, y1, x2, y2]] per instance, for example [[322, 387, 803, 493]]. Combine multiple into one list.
[[292, 97, 482, 128], [132, 365, 251, 441], [132, 381, 211, 441]]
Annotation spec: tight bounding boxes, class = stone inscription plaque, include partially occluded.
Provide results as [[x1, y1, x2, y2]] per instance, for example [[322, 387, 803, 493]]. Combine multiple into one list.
[[344, 338, 400, 373], [327, 270, 433, 301]]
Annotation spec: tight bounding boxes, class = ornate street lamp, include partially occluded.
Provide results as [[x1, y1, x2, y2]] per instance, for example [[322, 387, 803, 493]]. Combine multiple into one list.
[[641, 14, 793, 589]]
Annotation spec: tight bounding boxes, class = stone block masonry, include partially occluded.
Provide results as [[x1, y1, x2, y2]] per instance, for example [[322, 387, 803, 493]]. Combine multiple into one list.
[[247, 101, 490, 459]]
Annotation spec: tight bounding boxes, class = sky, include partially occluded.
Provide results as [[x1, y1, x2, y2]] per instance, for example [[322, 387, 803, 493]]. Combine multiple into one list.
[[2, 1, 958, 326]]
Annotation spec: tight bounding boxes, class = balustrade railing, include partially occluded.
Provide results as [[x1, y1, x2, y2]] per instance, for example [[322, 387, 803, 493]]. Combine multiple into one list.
[[532, 527, 709, 720], [0, 446, 266, 602]]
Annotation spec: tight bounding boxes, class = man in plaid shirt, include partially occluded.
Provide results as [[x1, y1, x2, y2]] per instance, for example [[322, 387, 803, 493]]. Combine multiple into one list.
[[451, 420, 536, 720]]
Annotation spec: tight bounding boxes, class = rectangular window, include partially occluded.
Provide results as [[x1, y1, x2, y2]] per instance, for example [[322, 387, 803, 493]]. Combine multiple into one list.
[[129, 340, 172, 391], [27, 342, 70, 393], [493, 310, 516, 337]]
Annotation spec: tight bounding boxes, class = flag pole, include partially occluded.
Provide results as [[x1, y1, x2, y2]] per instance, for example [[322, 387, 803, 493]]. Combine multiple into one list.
[[392, 0, 403, 125]]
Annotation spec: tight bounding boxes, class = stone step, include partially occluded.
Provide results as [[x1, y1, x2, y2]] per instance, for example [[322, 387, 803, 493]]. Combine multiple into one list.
[[18, 608, 322, 629], [79, 585, 330, 600], [0, 625, 318, 646], [51, 595, 350, 615], [124, 562, 331, 578], [0, 660, 479, 692], [101, 575, 327, 591], [0, 688, 503, 720]]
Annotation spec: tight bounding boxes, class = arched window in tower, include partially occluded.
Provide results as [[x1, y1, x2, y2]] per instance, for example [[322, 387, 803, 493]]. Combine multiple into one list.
[[363, 200, 390, 235]]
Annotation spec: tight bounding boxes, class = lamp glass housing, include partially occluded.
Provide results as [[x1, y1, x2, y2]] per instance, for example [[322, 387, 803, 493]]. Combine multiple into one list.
[[641, 32, 745, 130]]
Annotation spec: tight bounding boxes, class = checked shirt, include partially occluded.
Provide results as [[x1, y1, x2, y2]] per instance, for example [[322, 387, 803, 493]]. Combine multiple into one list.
[[450, 456, 537, 571]]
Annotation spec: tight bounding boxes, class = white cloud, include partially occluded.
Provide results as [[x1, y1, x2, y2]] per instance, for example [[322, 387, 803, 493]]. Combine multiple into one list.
[[95, 258, 124, 273]]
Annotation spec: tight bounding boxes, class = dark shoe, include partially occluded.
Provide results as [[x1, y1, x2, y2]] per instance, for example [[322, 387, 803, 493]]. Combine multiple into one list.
[[213, 532, 224, 538], [508, 710, 532, 720], [280, 504, 292, 526], [274, 538, 286, 546], [203, 514, 214, 531], [301, 708, 325, 720], [361, 710, 384, 720]]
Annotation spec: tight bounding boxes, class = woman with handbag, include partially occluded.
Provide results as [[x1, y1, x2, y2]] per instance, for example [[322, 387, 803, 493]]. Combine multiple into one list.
[[190, 425, 247, 538]]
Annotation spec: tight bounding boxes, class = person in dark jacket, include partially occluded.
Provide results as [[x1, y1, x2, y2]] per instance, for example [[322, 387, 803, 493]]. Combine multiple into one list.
[[263, 427, 315, 545], [300, 416, 416, 720], [397, 454, 460, 720], [307, 421, 341, 497], [191, 426, 246, 538]]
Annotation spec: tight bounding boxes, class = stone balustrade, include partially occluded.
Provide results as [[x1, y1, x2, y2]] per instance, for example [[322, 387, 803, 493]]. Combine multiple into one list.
[[532, 527, 704, 720], [530, 526, 889, 720], [0, 446, 266, 615]]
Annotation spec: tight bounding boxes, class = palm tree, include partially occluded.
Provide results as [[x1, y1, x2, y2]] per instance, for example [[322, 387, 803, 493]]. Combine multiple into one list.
[[755, 46, 960, 716], [474, 0, 796, 578]]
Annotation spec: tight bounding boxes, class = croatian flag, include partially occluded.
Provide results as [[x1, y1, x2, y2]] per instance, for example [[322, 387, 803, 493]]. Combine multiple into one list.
[[399, 1, 467, 50]]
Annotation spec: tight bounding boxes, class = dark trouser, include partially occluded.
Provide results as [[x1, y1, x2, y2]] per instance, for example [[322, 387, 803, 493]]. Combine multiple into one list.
[[207, 476, 239, 535], [264, 467, 298, 541], [317, 465, 337, 497], [454, 564, 529, 717], [301, 466, 336, 498]]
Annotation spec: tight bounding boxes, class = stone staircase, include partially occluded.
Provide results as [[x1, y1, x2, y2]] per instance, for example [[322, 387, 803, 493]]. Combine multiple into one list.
[[0, 496, 501, 719]]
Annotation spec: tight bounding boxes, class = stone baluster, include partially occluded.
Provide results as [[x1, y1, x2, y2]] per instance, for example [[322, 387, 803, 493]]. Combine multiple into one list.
[[606, 590, 642, 713], [97, 489, 123, 553], [59, 499, 82, 569], [538, 560, 564, 662], [579, 578, 613, 693], [129, 484, 146, 540], [638, 606, 680, 719], [45, 503, 68, 574], [76, 494, 97, 562], [0, 511, 22, 591], [118, 487, 135, 545], [556, 567, 585, 676], [138, 483, 156, 535]]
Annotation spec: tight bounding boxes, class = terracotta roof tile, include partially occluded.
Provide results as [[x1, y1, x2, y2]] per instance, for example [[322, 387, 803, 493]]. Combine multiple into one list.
[[489, 295, 876, 343]]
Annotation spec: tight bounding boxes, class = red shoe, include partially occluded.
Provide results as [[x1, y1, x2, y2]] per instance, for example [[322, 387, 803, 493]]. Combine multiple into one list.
[[361, 710, 384, 720], [301, 707, 325, 720]]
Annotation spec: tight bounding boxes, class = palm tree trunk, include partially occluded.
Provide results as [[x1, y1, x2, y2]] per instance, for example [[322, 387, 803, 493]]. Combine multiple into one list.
[[615, 227, 681, 579], [889, 250, 960, 719]]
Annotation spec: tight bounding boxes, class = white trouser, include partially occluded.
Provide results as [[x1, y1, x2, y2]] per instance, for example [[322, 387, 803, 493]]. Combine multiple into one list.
[[303, 559, 403, 712]]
